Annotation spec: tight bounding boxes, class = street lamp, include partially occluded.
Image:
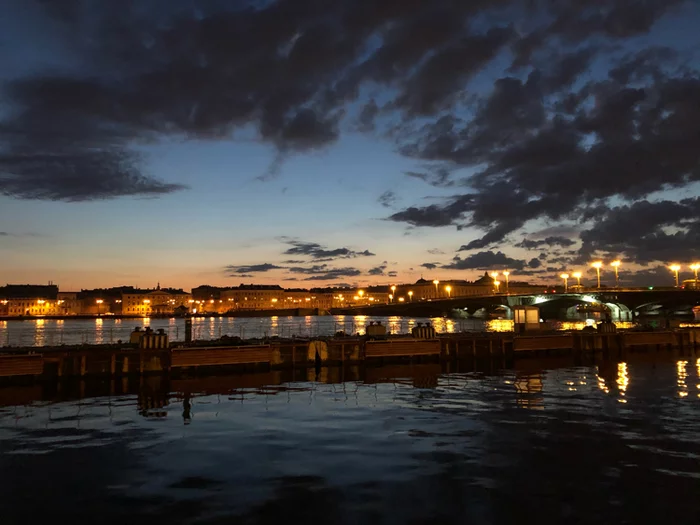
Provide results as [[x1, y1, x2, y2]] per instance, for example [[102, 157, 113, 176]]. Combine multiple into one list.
[[611, 260, 621, 288], [445, 285, 452, 298], [591, 261, 603, 289], [572, 271, 582, 289], [502, 270, 510, 294], [490, 272, 499, 293], [408, 290, 413, 302], [389, 294, 394, 303], [669, 264, 681, 287], [358, 290, 365, 298], [96, 299, 104, 316], [690, 263, 700, 289], [494, 280, 501, 293], [560, 273, 569, 293], [391, 285, 396, 295], [432, 280, 439, 298]]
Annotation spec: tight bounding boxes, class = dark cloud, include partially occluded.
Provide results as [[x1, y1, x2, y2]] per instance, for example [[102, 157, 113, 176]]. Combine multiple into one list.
[[377, 190, 396, 208], [387, 270, 398, 278], [225, 263, 283, 275], [288, 264, 362, 281], [2, 0, 693, 210], [404, 166, 455, 187], [283, 239, 375, 260], [579, 198, 700, 263], [442, 251, 529, 271], [427, 248, 445, 255], [421, 262, 439, 270], [389, 47, 700, 250], [368, 262, 388, 276], [516, 236, 577, 250]]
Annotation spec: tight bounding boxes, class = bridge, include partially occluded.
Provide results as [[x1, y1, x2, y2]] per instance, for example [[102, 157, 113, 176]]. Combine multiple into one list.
[[333, 289, 700, 321]]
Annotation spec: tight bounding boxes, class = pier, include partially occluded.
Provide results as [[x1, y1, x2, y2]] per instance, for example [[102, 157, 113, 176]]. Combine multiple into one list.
[[2, 327, 700, 381]]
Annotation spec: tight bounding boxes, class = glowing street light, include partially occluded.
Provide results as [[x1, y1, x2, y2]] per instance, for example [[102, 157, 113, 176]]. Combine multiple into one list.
[[408, 290, 414, 302], [358, 290, 365, 298], [690, 263, 700, 289], [391, 285, 397, 295], [445, 285, 452, 298], [560, 273, 569, 293], [611, 260, 621, 288], [572, 271, 582, 288], [398, 297, 405, 302], [494, 280, 501, 293], [432, 280, 439, 298], [502, 270, 510, 294], [389, 294, 394, 303], [669, 264, 681, 287], [591, 261, 603, 289]]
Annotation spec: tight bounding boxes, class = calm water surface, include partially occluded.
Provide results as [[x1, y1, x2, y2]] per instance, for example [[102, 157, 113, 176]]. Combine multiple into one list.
[[1, 355, 699, 524], [0, 316, 498, 347], [0, 316, 639, 347]]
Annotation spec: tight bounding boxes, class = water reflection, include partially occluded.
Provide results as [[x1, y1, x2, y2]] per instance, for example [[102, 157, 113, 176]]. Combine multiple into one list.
[[2, 355, 700, 523]]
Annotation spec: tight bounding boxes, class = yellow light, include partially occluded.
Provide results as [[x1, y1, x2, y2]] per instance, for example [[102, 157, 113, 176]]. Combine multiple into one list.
[[353, 295, 360, 300], [96, 299, 104, 304], [502, 271, 510, 277], [432, 280, 439, 285], [358, 290, 365, 297], [490, 272, 499, 279], [271, 298, 278, 303], [445, 285, 452, 292], [398, 297, 405, 302], [389, 294, 393, 300], [560, 273, 569, 279], [691, 263, 700, 271], [188, 299, 194, 303], [143, 299, 150, 304], [391, 285, 396, 292], [611, 260, 621, 268], [572, 272, 582, 279], [408, 291, 413, 296], [37, 299, 45, 304], [669, 264, 681, 272], [591, 261, 603, 269]]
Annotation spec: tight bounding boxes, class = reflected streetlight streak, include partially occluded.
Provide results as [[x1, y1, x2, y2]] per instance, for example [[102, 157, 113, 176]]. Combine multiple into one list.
[[611, 260, 621, 288], [616, 362, 629, 403]]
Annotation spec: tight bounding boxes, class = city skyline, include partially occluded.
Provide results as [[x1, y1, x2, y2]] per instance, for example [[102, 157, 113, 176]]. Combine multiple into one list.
[[2, 1, 700, 289]]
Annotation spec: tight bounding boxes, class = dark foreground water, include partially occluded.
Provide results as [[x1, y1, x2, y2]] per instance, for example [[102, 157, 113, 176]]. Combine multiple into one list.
[[1, 355, 699, 524]]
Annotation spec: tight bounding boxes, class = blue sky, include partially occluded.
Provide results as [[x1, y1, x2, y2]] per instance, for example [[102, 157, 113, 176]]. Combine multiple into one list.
[[2, 1, 700, 290]]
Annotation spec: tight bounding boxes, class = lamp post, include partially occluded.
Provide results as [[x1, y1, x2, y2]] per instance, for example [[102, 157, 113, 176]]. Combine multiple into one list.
[[445, 285, 452, 298], [572, 271, 582, 289], [611, 260, 621, 288], [433, 280, 439, 298], [669, 264, 681, 287], [358, 289, 365, 304], [390, 285, 396, 302], [490, 272, 499, 294], [96, 299, 104, 316], [494, 280, 501, 293], [408, 290, 413, 302], [389, 294, 394, 303], [591, 261, 603, 289], [690, 263, 700, 289], [502, 270, 510, 294], [560, 273, 569, 293]]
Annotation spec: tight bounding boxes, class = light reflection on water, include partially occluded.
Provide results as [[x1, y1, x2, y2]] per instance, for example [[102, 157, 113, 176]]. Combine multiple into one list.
[[1, 356, 700, 523], [0, 316, 494, 348]]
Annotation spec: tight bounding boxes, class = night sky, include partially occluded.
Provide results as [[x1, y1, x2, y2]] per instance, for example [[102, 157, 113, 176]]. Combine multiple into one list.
[[1, 0, 700, 290]]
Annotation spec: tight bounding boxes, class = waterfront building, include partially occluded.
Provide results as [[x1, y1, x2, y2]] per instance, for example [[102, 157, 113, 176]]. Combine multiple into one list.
[[121, 285, 193, 316], [220, 285, 332, 311]]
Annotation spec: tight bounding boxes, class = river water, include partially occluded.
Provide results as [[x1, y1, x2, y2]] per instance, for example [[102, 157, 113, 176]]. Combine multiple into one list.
[[0, 316, 642, 348], [0, 316, 512, 347], [1, 355, 699, 524]]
